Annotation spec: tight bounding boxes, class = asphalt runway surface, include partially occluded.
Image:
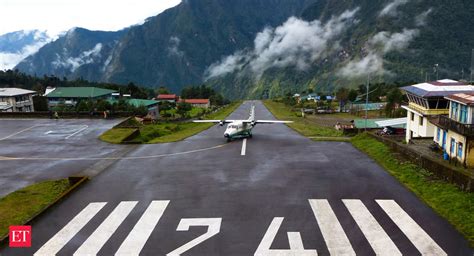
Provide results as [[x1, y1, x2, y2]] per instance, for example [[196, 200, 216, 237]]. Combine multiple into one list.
[[0, 118, 125, 196], [1, 101, 472, 255]]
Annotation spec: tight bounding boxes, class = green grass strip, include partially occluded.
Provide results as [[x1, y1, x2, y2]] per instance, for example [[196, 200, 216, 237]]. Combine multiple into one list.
[[263, 100, 343, 137], [0, 179, 71, 238], [99, 128, 138, 144], [352, 133, 474, 246]]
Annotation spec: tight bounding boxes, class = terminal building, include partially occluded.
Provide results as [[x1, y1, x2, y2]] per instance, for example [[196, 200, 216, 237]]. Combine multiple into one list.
[[44, 87, 117, 107], [401, 79, 474, 142], [0, 87, 36, 112]]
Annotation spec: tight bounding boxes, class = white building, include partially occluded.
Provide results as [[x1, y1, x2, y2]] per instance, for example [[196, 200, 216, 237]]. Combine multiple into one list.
[[401, 79, 474, 142], [0, 88, 36, 112]]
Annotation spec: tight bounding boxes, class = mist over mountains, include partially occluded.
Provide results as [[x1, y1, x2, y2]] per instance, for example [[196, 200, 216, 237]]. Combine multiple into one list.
[[9, 0, 474, 99]]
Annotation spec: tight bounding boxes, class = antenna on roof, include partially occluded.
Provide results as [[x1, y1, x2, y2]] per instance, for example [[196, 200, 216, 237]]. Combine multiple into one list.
[[470, 49, 474, 84]]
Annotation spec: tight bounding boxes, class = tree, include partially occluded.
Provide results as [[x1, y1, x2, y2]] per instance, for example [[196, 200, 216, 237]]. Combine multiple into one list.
[[176, 102, 192, 118], [32, 96, 48, 111], [156, 86, 170, 95], [348, 89, 358, 102], [385, 88, 404, 117], [336, 87, 349, 108]]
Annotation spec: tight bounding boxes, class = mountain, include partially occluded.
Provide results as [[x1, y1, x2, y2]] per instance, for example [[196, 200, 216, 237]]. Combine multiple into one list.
[[206, 0, 474, 98], [14, 0, 474, 99], [15, 0, 315, 91], [15, 28, 127, 81], [0, 30, 51, 70]]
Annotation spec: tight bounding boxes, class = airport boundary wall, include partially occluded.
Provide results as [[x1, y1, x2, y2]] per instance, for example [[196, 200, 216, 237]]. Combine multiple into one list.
[[0, 111, 133, 119], [369, 133, 473, 192]]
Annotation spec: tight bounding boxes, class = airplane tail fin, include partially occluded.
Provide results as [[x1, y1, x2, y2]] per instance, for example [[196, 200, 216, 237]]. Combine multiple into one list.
[[249, 105, 255, 121]]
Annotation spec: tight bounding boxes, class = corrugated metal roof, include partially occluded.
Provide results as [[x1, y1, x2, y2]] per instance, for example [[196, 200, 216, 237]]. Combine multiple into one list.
[[401, 79, 474, 97], [354, 118, 406, 128], [0, 88, 36, 97], [46, 87, 116, 98], [375, 118, 407, 127]]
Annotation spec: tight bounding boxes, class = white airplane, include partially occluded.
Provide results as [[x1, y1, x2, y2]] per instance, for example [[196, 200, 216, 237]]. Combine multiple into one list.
[[193, 105, 292, 142]]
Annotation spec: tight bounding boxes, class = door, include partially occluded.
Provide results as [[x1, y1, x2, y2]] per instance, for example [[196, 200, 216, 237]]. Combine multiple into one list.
[[442, 131, 447, 150]]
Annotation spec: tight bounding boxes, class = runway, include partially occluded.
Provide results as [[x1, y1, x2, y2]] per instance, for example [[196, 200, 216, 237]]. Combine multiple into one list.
[[0, 101, 472, 255]]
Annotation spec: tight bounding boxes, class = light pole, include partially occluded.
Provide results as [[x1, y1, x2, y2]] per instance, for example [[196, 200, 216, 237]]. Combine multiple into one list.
[[365, 73, 370, 131]]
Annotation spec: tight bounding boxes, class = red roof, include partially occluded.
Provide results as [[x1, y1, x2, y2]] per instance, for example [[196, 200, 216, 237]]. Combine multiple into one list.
[[179, 99, 209, 104], [157, 94, 177, 100]]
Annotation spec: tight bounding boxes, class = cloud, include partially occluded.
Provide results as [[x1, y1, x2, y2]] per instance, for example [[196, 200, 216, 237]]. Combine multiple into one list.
[[370, 29, 419, 53], [379, 0, 409, 17], [338, 29, 419, 77], [205, 8, 360, 80], [52, 43, 103, 72], [0, 36, 51, 70], [415, 8, 433, 26], [168, 36, 184, 57]]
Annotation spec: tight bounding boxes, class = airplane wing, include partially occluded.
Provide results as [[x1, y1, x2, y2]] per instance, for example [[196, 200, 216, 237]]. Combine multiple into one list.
[[192, 120, 237, 124], [254, 120, 293, 124]]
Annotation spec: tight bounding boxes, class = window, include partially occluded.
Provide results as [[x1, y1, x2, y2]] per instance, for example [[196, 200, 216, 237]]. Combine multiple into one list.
[[450, 138, 456, 154], [411, 112, 414, 121], [458, 142, 463, 158], [452, 102, 458, 120], [419, 116, 424, 126], [460, 105, 468, 123]]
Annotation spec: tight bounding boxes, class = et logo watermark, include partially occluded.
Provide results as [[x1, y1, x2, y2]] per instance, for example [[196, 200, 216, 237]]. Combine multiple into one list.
[[9, 226, 31, 247]]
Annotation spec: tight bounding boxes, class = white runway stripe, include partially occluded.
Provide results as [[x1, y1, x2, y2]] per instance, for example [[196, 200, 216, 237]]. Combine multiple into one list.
[[308, 199, 355, 256], [343, 199, 401, 256], [241, 138, 247, 156], [74, 201, 138, 256], [34, 202, 106, 256], [376, 200, 447, 256], [115, 200, 170, 256]]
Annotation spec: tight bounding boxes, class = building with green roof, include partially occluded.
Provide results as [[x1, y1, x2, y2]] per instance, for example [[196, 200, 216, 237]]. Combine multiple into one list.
[[45, 87, 117, 107]]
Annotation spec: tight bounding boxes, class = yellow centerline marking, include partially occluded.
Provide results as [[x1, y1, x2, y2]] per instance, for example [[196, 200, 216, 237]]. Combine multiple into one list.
[[0, 144, 227, 161]]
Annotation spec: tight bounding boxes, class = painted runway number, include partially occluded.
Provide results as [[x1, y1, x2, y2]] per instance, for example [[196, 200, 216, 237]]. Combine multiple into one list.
[[34, 199, 446, 255]]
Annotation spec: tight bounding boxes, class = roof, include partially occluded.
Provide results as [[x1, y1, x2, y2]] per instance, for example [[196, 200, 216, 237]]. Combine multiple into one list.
[[46, 87, 116, 98], [401, 79, 474, 97], [445, 92, 474, 105], [127, 99, 159, 108], [180, 99, 210, 104], [0, 88, 36, 97], [354, 118, 406, 129], [157, 94, 177, 99], [375, 118, 407, 127], [108, 99, 158, 108]]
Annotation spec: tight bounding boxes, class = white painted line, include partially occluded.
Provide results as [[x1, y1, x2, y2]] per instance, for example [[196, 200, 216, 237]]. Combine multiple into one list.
[[0, 143, 228, 161], [241, 138, 247, 156], [376, 200, 447, 256], [115, 200, 169, 256], [0, 125, 38, 141], [287, 232, 305, 249], [167, 218, 222, 256], [74, 201, 138, 256], [308, 199, 355, 256], [65, 125, 88, 139], [34, 202, 106, 256], [255, 217, 318, 255], [343, 199, 401, 256]]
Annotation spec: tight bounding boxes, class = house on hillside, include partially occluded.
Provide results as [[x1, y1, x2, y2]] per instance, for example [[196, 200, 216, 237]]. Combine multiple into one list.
[[156, 94, 178, 103], [179, 99, 210, 108], [431, 92, 474, 167], [0, 88, 36, 112], [45, 87, 117, 107], [401, 79, 474, 142]]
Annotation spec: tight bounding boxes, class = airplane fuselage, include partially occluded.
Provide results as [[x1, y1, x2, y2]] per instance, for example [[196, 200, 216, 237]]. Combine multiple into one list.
[[224, 121, 254, 141]]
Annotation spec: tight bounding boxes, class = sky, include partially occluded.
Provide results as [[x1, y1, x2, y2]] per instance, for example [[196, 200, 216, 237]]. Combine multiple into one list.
[[0, 0, 181, 37]]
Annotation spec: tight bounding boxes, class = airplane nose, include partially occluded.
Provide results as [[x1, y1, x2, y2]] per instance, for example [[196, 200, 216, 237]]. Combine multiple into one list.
[[224, 133, 230, 138]]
